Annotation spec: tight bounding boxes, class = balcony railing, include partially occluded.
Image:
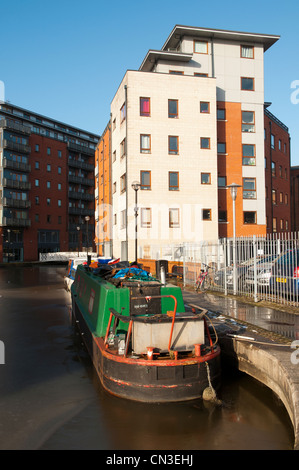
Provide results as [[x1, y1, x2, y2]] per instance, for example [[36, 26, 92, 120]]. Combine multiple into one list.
[[67, 141, 95, 156], [68, 174, 94, 186], [3, 197, 31, 209], [3, 139, 31, 154], [3, 178, 31, 190], [68, 191, 94, 201], [0, 119, 31, 135], [68, 157, 94, 172], [2, 216, 31, 227], [68, 207, 94, 216], [3, 158, 31, 172]]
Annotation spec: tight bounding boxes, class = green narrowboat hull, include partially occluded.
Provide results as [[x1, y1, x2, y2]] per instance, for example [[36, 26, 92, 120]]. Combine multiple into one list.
[[71, 264, 221, 403]]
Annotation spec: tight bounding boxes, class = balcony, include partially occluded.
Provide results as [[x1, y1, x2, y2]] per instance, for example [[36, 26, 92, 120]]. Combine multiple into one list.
[[3, 158, 31, 172], [68, 207, 94, 217], [3, 197, 31, 209], [68, 174, 94, 186], [0, 119, 31, 135], [3, 178, 31, 190], [68, 157, 94, 172], [68, 191, 94, 201], [2, 216, 31, 227], [3, 139, 31, 154], [67, 141, 95, 156]]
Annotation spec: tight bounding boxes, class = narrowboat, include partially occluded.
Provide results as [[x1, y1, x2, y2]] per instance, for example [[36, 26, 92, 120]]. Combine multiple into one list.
[[71, 260, 221, 403]]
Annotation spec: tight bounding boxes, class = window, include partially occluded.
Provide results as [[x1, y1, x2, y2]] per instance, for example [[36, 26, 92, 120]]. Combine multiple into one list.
[[279, 192, 283, 204], [218, 176, 226, 187], [201, 173, 211, 184], [271, 134, 275, 149], [121, 210, 126, 229], [242, 111, 255, 132], [200, 102, 210, 113], [140, 171, 151, 190], [120, 173, 126, 193], [120, 103, 126, 123], [58, 150, 62, 158], [241, 77, 254, 91], [279, 139, 281, 150], [217, 142, 226, 154], [168, 136, 179, 155], [217, 108, 225, 120], [47, 147, 51, 155], [271, 161, 276, 176], [120, 138, 126, 158], [35, 179, 39, 187], [35, 161, 39, 169], [58, 166, 62, 174], [47, 198, 51, 206], [47, 181, 51, 189], [141, 208, 151, 227], [35, 144, 39, 152], [169, 70, 184, 75], [58, 183, 62, 190], [58, 200, 62, 207], [272, 189, 277, 204], [140, 134, 151, 154], [168, 100, 178, 118], [273, 217, 277, 233], [200, 137, 210, 149], [242, 144, 255, 165], [47, 164, 51, 172], [169, 208, 180, 227], [140, 97, 150, 117], [169, 172, 179, 191], [35, 214, 39, 222], [241, 45, 254, 58], [202, 209, 211, 220], [285, 193, 288, 205], [244, 211, 256, 224], [219, 210, 227, 223], [194, 40, 208, 54], [194, 73, 208, 77], [113, 182, 116, 194], [35, 196, 39, 205], [112, 118, 116, 130], [280, 219, 284, 230], [279, 165, 282, 177], [47, 215, 51, 223], [243, 178, 256, 199], [113, 150, 116, 162]]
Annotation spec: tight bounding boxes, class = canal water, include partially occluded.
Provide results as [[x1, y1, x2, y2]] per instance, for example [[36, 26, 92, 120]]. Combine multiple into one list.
[[0, 266, 294, 450]]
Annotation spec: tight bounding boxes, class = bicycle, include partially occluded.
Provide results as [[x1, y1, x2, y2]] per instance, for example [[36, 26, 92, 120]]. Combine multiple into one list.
[[195, 263, 214, 292]]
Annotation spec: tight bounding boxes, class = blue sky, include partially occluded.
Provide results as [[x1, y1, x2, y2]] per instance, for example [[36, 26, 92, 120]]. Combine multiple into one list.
[[1, 0, 299, 164]]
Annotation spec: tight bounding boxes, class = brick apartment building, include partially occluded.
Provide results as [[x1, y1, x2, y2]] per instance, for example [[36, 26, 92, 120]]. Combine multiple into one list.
[[95, 25, 292, 261], [264, 105, 291, 234], [291, 166, 299, 232], [0, 102, 100, 262]]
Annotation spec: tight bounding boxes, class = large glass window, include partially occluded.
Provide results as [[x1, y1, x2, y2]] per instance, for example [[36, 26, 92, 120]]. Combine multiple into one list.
[[140, 170, 151, 190], [241, 45, 254, 58], [243, 178, 256, 199], [244, 211, 256, 224], [168, 136, 179, 155], [140, 134, 151, 153], [241, 77, 254, 91], [169, 172, 179, 191], [242, 111, 255, 132], [168, 100, 178, 118], [242, 144, 255, 165], [200, 137, 210, 149], [140, 97, 150, 117]]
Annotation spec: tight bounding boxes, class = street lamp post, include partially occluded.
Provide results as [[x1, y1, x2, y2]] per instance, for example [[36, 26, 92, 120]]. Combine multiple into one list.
[[131, 181, 141, 263], [227, 183, 241, 295], [85, 216, 90, 260], [76, 226, 80, 257]]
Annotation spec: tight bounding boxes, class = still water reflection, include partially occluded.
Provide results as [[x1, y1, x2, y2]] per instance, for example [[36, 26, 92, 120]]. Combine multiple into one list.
[[0, 266, 294, 450]]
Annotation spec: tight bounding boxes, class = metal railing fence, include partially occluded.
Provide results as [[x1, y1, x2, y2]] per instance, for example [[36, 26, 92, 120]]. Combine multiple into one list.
[[140, 233, 299, 307]]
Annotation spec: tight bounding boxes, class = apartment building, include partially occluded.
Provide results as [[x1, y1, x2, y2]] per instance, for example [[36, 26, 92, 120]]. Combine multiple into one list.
[[107, 25, 280, 260], [0, 102, 99, 262], [264, 105, 291, 234], [291, 166, 299, 233]]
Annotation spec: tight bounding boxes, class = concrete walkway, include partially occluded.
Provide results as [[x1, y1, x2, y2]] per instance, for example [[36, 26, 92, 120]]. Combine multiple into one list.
[[182, 289, 299, 451]]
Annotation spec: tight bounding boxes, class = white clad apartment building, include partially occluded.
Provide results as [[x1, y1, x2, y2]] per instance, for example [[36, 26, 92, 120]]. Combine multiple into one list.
[[108, 25, 279, 261]]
